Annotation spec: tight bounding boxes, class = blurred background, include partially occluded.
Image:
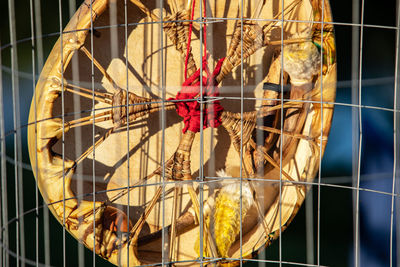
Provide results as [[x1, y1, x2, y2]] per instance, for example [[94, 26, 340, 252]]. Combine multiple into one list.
[[0, 0, 399, 266]]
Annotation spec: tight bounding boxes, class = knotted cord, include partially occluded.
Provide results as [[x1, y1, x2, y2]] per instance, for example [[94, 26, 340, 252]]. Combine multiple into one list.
[[171, 0, 225, 133]]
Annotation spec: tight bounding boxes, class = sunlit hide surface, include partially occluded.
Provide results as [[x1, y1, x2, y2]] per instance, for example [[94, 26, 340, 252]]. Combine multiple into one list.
[[28, 0, 336, 265]]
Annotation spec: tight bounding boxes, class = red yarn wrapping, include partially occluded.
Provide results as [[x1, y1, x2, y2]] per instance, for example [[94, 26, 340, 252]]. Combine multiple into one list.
[[170, 57, 225, 133], [172, 0, 224, 133], [184, 0, 196, 80]]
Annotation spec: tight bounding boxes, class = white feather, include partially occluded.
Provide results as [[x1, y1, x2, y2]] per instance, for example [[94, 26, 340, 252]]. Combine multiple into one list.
[[216, 169, 254, 211]]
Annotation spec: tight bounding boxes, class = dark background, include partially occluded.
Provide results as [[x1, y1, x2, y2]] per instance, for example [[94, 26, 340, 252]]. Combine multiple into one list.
[[0, 0, 399, 266]]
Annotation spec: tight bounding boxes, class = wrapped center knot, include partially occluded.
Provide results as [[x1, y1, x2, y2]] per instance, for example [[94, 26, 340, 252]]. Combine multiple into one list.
[[170, 57, 225, 133]]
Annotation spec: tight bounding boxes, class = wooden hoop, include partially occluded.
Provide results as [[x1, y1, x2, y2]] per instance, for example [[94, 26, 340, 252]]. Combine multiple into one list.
[[28, 0, 336, 265]]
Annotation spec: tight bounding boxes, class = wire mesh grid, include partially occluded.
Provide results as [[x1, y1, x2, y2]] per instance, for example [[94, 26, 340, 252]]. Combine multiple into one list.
[[0, 0, 399, 266]]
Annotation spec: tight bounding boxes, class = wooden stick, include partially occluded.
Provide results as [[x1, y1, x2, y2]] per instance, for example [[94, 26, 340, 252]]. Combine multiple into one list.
[[187, 185, 201, 225], [64, 86, 112, 104], [80, 46, 119, 92], [263, 0, 302, 34], [258, 124, 321, 153], [75, 128, 114, 166], [169, 0, 178, 13], [107, 169, 160, 204], [187, 185, 218, 258], [129, 0, 160, 21], [249, 140, 295, 182], [256, 125, 316, 142], [68, 111, 111, 126], [169, 186, 181, 261], [186, 0, 194, 11], [269, 38, 312, 46], [69, 116, 112, 128], [240, 155, 273, 247], [250, 0, 265, 19], [131, 186, 163, 240], [66, 83, 113, 99], [248, 179, 272, 238], [258, 101, 303, 116]]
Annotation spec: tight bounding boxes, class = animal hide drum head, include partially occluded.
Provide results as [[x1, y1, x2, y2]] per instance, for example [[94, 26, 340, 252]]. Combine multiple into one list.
[[28, 0, 336, 265]]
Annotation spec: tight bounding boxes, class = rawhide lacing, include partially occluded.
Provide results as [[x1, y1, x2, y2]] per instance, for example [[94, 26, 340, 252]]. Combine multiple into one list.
[[216, 20, 264, 83], [220, 111, 257, 153], [163, 10, 197, 77], [154, 131, 196, 180], [111, 89, 175, 128]]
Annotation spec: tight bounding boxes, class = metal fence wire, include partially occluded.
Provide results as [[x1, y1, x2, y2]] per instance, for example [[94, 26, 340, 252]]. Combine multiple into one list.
[[0, 0, 399, 266]]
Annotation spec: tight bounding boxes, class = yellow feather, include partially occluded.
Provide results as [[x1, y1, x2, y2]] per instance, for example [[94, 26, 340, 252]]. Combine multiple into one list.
[[195, 168, 254, 259], [212, 174, 253, 258], [213, 191, 243, 257]]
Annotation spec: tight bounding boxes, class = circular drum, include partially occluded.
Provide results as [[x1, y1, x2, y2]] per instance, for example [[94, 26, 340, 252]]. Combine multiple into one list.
[[28, 0, 336, 265]]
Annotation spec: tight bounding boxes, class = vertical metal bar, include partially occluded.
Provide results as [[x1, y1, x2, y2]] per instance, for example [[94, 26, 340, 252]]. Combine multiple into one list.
[[239, 0, 244, 265], [58, 0, 67, 265], [390, 1, 400, 266], [305, 187, 314, 264], [198, 0, 204, 265], [279, 0, 284, 266], [110, 0, 119, 60], [255, 4, 266, 265], [0, 39, 9, 267], [33, 1, 51, 265], [0, 39, 3, 267], [8, 0, 25, 265], [0, 165, 2, 267], [88, 0, 96, 266], [159, 0, 166, 265], [34, 0, 44, 73], [123, 0, 130, 266], [109, 1, 122, 264], [317, 1, 326, 266], [351, 0, 361, 264], [397, 168, 400, 265], [396, 1, 400, 261], [354, 0, 365, 266], [396, 61, 400, 267], [29, 0, 40, 265], [67, 1, 85, 266]]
